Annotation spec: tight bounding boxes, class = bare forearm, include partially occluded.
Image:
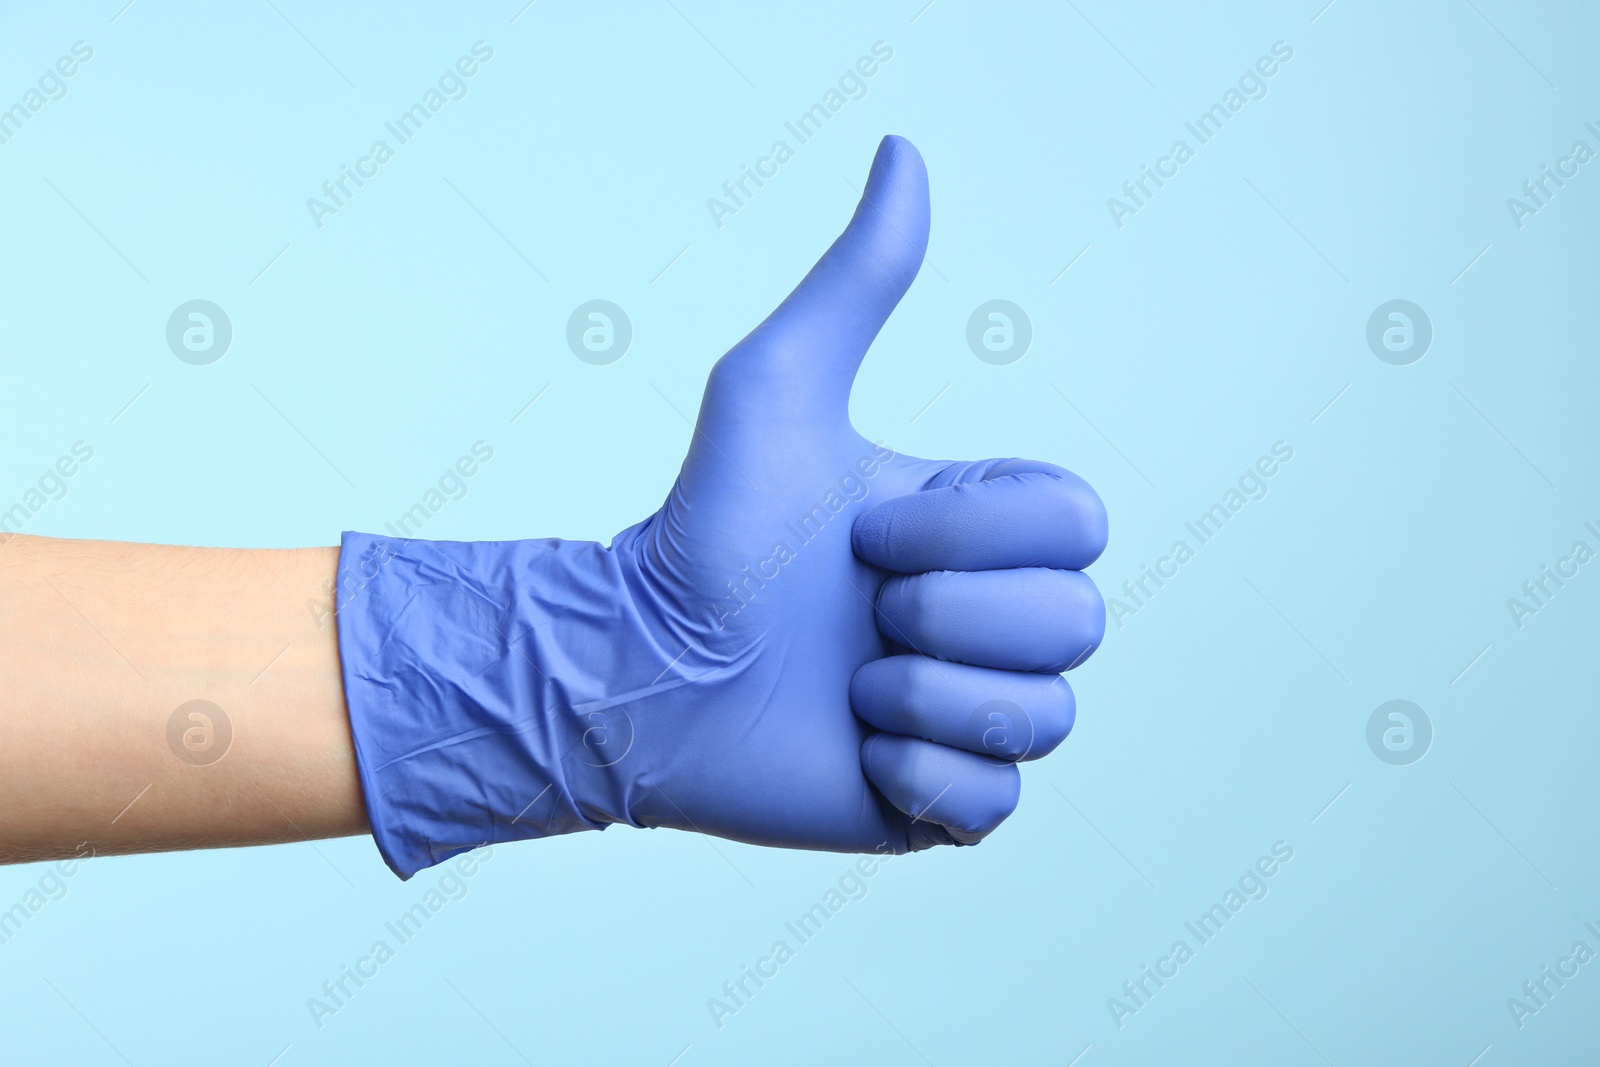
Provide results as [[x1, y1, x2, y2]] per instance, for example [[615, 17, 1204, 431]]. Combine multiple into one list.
[[0, 535, 366, 863]]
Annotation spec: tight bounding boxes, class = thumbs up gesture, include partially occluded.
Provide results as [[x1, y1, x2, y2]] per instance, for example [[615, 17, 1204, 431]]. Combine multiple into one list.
[[337, 136, 1109, 878]]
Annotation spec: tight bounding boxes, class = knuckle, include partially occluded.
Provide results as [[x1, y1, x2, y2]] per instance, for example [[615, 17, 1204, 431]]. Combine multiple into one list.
[[902, 656, 940, 713]]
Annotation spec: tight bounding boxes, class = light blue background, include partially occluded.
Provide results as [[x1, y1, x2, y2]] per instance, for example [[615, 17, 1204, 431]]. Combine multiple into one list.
[[2, 1, 1597, 1063]]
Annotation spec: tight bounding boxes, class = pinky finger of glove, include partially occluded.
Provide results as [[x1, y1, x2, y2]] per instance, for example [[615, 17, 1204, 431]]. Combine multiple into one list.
[[861, 732, 1020, 849]]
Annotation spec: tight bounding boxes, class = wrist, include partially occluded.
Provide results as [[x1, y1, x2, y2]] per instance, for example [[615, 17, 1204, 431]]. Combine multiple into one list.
[[336, 531, 632, 878]]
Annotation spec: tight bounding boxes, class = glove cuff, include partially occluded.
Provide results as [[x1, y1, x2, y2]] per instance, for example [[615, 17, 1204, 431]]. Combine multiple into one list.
[[335, 531, 630, 879]]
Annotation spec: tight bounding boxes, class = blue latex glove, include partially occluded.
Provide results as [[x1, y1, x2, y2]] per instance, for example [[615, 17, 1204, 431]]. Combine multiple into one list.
[[337, 135, 1108, 879]]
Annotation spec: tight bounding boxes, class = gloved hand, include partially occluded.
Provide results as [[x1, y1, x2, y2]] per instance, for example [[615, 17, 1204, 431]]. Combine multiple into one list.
[[337, 135, 1108, 879]]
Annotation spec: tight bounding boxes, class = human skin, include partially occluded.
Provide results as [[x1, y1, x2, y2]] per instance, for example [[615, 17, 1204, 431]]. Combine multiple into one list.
[[0, 136, 1104, 871], [0, 535, 367, 864]]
